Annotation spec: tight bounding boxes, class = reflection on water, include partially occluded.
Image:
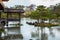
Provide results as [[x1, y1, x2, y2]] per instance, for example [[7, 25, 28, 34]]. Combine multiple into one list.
[[21, 18, 60, 40], [3, 18, 60, 40], [41, 33, 48, 40]]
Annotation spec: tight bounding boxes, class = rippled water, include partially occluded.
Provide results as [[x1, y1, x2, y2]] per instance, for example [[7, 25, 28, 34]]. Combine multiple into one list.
[[3, 18, 60, 40]]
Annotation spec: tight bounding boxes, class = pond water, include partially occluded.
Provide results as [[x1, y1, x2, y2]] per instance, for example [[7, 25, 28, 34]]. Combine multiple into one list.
[[3, 18, 60, 40], [21, 18, 60, 40]]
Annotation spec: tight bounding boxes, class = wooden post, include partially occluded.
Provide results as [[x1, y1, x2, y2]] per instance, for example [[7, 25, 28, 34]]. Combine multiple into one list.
[[0, 12, 1, 18], [6, 12, 8, 36], [19, 13, 20, 33]]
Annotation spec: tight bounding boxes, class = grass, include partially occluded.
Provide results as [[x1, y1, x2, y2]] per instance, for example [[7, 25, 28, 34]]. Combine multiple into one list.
[[34, 23, 59, 27]]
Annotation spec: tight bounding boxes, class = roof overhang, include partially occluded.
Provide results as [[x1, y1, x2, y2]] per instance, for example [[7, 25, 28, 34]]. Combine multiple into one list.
[[0, 0, 9, 2], [0, 2, 5, 10], [4, 8, 24, 13]]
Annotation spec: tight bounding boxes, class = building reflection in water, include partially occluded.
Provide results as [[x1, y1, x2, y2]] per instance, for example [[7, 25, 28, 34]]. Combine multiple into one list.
[[3, 18, 60, 40], [4, 21, 23, 40]]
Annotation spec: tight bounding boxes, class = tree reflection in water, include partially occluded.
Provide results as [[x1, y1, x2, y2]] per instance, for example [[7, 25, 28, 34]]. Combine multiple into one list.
[[35, 32, 48, 40], [41, 33, 48, 40], [31, 31, 38, 38], [31, 27, 56, 40], [31, 27, 48, 40], [31, 27, 40, 40], [40, 27, 48, 40], [49, 27, 55, 37], [56, 28, 60, 32]]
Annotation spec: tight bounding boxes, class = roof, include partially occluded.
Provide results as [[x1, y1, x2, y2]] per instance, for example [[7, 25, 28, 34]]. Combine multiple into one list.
[[4, 8, 24, 13], [0, 3, 5, 10], [0, 0, 9, 2]]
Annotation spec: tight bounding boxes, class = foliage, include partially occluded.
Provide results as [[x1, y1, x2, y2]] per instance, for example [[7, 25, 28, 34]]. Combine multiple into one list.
[[0, 29, 4, 33], [50, 13, 57, 19], [29, 5, 59, 27], [53, 4, 60, 17], [1, 12, 7, 18], [15, 5, 24, 9], [30, 10, 39, 19], [30, 5, 50, 21], [24, 10, 31, 17], [1, 12, 20, 19]]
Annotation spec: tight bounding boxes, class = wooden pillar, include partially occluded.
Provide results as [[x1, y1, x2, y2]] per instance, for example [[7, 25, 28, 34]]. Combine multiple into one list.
[[0, 3, 4, 19], [7, 13, 8, 26], [0, 12, 1, 18], [19, 13, 21, 33], [6, 12, 8, 36]]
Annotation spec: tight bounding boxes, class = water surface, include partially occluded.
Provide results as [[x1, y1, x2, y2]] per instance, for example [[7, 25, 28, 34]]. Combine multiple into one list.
[[3, 18, 60, 40]]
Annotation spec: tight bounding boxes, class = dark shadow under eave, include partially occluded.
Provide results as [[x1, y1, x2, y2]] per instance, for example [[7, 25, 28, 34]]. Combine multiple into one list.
[[0, 3, 4, 10]]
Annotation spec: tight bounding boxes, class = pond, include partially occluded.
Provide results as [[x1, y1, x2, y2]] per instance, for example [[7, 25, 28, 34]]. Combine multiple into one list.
[[21, 18, 60, 40], [2, 17, 60, 40]]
